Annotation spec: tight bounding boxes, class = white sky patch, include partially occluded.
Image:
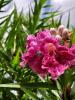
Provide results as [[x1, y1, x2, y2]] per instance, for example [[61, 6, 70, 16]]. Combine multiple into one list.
[[52, 0, 63, 6], [51, 0, 75, 26], [13, 0, 34, 13]]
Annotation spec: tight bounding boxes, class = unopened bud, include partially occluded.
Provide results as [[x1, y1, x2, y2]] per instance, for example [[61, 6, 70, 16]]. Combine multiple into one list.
[[58, 25, 65, 35], [68, 31, 72, 39], [56, 35, 62, 41], [50, 28, 57, 35], [62, 28, 69, 40]]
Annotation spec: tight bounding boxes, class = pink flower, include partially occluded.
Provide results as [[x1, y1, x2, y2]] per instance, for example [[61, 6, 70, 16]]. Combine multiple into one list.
[[20, 30, 75, 80], [41, 45, 73, 80], [69, 45, 75, 66]]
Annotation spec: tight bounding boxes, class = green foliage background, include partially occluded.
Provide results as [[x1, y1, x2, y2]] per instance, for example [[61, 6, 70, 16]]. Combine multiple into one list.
[[0, 0, 75, 100]]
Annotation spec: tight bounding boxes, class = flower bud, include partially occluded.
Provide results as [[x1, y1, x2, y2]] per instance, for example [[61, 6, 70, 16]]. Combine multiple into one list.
[[58, 25, 65, 35], [64, 40, 70, 48], [62, 28, 69, 40], [50, 28, 57, 35], [68, 31, 72, 39], [56, 34, 62, 41]]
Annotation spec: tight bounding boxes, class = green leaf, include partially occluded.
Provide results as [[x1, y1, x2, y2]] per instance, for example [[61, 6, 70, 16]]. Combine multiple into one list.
[[11, 48, 20, 68], [67, 11, 70, 28], [51, 90, 60, 100], [0, 50, 10, 62], [58, 15, 63, 26], [29, 0, 47, 33], [71, 28, 75, 44], [22, 89, 39, 100], [71, 81, 75, 94], [0, 14, 12, 40], [56, 80, 62, 91], [0, 0, 12, 10], [0, 82, 56, 89], [21, 94, 28, 100], [0, 84, 20, 89], [43, 4, 52, 8], [39, 89, 51, 100]]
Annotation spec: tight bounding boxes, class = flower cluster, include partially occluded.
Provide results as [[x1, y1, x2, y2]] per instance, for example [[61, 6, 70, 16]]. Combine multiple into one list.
[[20, 25, 75, 80]]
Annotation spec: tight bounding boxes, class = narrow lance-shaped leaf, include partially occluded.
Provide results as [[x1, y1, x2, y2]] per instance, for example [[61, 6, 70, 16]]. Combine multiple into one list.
[[31, 0, 46, 33], [11, 48, 20, 68], [58, 15, 63, 26], [0, 10, 14, 40], [67, 11, 70, 28], [22, 89, 39, 100], [71, 28, 75, 44]]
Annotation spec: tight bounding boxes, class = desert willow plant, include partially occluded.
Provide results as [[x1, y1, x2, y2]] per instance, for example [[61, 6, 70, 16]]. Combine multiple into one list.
[[0, 0, 75, 100]]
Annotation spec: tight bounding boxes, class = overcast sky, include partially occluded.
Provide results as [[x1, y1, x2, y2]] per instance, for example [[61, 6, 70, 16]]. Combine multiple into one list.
[[0, 0, 75, 27], [51, 0, 75, 26], [13, 0, 75, 27]]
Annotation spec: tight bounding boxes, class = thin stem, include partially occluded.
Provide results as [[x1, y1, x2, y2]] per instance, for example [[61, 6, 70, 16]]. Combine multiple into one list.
[[61, 85, 72, 100]]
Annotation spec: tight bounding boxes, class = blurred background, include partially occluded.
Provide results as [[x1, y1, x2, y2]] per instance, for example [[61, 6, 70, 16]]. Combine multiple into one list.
[[1, 0, 75, 27], [0, 0, 75, 27]]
